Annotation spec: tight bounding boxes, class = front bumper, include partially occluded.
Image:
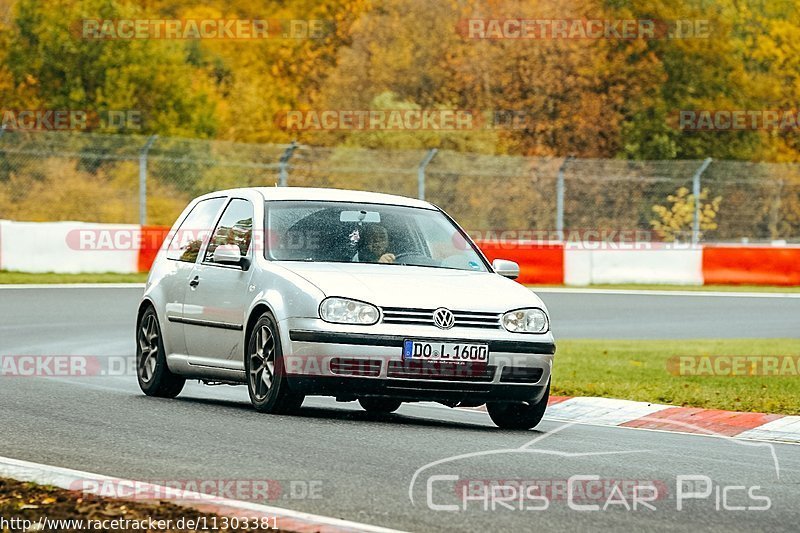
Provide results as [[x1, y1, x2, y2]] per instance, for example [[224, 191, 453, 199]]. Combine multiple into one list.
[[280, 318, 555, 404]]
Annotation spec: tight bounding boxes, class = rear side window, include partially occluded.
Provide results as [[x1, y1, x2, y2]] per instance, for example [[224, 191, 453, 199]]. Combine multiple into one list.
[[204, 199, 254, 263], [166, 198, 226, 262]]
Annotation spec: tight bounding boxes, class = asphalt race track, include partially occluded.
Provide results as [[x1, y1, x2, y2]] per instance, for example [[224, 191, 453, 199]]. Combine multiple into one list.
[[535, 288, 800, 339], [1, 286, 799, 532]]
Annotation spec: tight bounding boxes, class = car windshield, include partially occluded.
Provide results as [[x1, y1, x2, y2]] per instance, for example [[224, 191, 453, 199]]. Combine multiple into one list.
[[266, 201, 488, 272]]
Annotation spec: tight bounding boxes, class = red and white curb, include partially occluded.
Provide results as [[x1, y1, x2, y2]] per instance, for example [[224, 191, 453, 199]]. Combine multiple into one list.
[[543, 396, 800, 443], [0, 456, 405, 533], [459, 396, 800, 443]]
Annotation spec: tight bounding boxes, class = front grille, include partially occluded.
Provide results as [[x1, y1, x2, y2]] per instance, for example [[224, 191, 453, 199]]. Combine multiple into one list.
[[385, 381, 494, 393], [381, 307, 502, 329], [499, 367, 544, 384], [330, 358, 381, 377], [387, 360, 496, 382]]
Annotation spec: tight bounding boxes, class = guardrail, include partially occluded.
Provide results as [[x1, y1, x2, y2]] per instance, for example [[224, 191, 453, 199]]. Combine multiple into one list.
[[2, 220, 798, 285]]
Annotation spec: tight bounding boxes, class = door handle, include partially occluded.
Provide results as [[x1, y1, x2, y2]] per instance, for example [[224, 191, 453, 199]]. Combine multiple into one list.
[[189, 276, 200, 287]]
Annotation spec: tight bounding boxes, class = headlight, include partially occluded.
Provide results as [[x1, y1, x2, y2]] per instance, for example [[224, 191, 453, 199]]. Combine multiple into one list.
[[319, 297, 380, 325], [502, 308, 549, 333]]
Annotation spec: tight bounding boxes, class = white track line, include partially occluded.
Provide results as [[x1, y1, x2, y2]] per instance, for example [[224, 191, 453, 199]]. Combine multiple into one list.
[[531, 287, 800, 298], [0, 456, 405, 533]]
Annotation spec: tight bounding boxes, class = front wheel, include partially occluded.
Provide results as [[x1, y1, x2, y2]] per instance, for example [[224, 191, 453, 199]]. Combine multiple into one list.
[[246, 313, 304, 414], [136, 306, 185, 398], [358, 397, 402, 414], [486, 381, 550, 430]]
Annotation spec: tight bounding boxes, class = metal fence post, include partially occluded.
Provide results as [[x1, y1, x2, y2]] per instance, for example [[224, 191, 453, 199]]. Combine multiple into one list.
[[691, 157, 713, 246], [417, 148, 438, 201], [769, 178, 784, 240], [139, 135, 158, 226], [556, 155, 574, 241], [278, 141, 298, 187], [0, 125, 7, 176]]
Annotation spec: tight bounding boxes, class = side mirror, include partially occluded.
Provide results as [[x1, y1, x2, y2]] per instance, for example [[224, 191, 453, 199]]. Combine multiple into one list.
[[213, 244, 250, 270], [492, 259, 520, 280]]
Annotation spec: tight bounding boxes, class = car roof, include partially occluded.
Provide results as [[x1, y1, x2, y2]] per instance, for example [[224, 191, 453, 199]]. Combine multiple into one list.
[[199, 187, 436, 209]]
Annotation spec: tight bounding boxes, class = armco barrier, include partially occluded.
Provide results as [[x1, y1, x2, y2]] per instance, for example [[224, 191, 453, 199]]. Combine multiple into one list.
[[131, 233, 567, 284], [564, 246, 704, 286], [0, 220, 139, 274], [703, 245, 800, 286], [138, 226, 172, 273], [0, 220, 5, 271], [0, 220, 797, 286], [132, 239, 800, 286], [475, 240, 564, 284]]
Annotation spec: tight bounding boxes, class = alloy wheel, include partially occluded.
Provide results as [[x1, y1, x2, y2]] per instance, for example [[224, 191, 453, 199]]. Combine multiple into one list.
[[249, 324, 276, 401], [137, 313, 159, 383]]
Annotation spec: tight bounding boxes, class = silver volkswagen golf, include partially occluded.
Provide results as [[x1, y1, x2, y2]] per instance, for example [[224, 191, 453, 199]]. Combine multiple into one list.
[[136, 187, 555, 429]]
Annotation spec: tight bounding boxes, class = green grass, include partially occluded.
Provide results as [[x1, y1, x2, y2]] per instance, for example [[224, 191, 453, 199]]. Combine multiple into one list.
[[0, 270, 148, 284], [529, 283, 800, 292], [553, 339, 800, 415]]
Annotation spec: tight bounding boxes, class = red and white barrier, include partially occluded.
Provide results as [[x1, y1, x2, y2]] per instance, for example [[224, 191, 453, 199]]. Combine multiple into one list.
[[0, 220, 139, 274], [475, 239, 564, 284], [0, 220, 797, 286], [564, 246, 704, 286], [703, 244, 800, 286]]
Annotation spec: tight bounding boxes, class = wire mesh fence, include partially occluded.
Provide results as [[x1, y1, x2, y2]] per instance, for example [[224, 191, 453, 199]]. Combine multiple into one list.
[[0, 129, 798, 242]]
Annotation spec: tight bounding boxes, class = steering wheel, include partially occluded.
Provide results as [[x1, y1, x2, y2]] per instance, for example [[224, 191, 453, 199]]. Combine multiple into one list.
[[391, 252, 417, 263]]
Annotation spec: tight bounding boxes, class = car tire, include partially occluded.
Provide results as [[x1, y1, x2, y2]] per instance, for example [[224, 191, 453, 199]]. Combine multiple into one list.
[[486, 380, 550, 430], [136, 306, 185, 398], [358, 397, 402, 414], [246, 312, 304, 414]]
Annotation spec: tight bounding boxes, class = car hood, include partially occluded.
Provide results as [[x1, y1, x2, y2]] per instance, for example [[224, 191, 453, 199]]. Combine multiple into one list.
[[278, 262, 544, 312]]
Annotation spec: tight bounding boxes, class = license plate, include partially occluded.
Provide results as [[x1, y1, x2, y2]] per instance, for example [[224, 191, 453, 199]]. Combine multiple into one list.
[[403, 340, 489, 363]]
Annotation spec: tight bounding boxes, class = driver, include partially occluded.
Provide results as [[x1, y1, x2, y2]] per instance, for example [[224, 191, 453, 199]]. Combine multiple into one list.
[[358, 224, 395, 263]]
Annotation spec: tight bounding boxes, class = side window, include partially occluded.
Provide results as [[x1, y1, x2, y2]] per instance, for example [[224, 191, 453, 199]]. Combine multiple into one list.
[[204, 199, 254, 263], [165, 198, 226, 262]]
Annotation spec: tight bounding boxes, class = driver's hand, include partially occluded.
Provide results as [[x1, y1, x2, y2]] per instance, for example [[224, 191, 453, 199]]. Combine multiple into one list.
[[378, 253, 395, 263]]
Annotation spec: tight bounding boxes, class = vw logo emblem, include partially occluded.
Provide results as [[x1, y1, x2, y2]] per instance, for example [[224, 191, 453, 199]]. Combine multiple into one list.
[[433, 308, 455, 329]]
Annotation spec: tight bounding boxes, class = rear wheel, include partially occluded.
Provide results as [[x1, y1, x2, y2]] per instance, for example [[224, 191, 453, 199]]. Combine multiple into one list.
[[246, 313, 304, 414], [136, 307, 185, 398], [486, 381, 550, 430], [359, 397, 402, 414]]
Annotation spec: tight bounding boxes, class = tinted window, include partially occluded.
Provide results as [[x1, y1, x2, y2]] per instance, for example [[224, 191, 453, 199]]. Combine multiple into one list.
[[204, 199, 254, 263], [165, 198, 226, 262]]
